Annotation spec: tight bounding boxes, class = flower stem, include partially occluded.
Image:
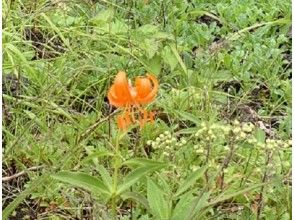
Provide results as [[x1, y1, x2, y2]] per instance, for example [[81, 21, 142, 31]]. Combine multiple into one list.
[[111, 135, 120, 219]]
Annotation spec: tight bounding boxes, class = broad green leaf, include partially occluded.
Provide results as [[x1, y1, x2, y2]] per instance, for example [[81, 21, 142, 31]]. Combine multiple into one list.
[[90, 9, 114, 24], [121, 191, 150, 210], [144, 55, 161, 75], [147, 178, 170, 220], [175, 165, 207, 197], [117, 164, 165, 194], [162, 46, 178, 71], [110, 20, 128, 34], [140, 38, 159, 59], [157, 175, 171, 195], [51, 171, 110, 195]]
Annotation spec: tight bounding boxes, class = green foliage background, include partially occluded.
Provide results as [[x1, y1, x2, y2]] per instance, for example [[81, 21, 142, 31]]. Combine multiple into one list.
[[2, 0, 291, 219]]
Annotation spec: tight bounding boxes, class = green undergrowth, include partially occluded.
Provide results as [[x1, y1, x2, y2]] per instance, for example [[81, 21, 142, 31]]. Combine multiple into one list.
[[2, 0, 291, 219]]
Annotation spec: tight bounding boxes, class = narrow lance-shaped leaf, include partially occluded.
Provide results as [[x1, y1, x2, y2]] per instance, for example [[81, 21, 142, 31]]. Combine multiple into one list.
[[171, 192, 195, 220], [172, 110, 199, 124], [170, 45, 187, 75], [175, 165, 207, 197], [117, 164, 165, 195], [147, 178, 170, 220], [122, 158, 166, 167], [188, 192, 210, 220], [207, 182, 269, 207], [51, 171, 110, 195], [121, 191, 150, 211], [97, 165, 113, 192]]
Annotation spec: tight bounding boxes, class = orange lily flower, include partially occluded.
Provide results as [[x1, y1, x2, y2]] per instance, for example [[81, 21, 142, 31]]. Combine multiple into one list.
[[107, 71, 158, 130]]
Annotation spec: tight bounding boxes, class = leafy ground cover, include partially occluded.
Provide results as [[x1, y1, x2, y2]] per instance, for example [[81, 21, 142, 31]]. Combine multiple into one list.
[[2, 0, 292, 219]]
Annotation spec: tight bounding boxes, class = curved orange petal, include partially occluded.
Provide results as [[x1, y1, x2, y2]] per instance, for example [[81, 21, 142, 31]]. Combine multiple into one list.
[[136, 74, 158, 104], [135, 77, 152, 99], [107, 71, 135, 107], [107, 85, 125, 107], [113, 71, 132, 104]]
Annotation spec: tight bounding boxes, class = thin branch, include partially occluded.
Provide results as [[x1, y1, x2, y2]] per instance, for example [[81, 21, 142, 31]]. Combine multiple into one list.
[[2, 166, 44, 182]]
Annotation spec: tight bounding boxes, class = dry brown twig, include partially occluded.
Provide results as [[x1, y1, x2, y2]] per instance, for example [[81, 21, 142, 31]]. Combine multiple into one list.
[[2, 166, 44, 182]]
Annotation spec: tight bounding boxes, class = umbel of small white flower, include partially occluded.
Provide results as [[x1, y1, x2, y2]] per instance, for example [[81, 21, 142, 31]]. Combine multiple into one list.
[[257, 138, 292, 150], [146, 131, 187, 151], [194, 120, 291, 149], [146, 121, 291, 154], [194, 120, 256, 141]]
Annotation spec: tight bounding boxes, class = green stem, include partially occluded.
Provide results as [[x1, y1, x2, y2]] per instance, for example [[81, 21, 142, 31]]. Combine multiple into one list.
[[111, 196, 117, 219], [111, 135, 120, 219]]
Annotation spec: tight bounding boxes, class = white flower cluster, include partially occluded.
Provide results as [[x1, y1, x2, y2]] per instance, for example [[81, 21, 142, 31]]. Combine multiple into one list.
[[256, 138, 292, 150], [232, 120, 256, 140], [146, 131, 187, 152], [194, 120, 256, 142], [194, 120, 292, 149], [194, 122, 231, 141]]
